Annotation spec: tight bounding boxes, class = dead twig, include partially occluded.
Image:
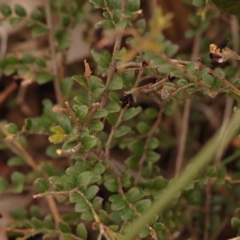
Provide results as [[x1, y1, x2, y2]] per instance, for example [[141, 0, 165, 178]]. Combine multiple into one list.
[[45, 0, 64, 106], [135, 108, 164, 183]]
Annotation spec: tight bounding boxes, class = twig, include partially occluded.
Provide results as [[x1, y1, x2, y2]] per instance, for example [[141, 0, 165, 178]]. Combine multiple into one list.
[[33, 188, 113, 240], [0, 123, 61, 225], [45, 0, 64, 106], [65, 101, 82, 131], [203, 181, 211, 240], [135, 108, 164, 183], [214, 15, 239, 164], [174, 98, 191, 176], [175, 34, 200, 176], [56, 142, 81, 157], [0, 82, 18, 104], [209, 216, 230, 240], [100, 0, 127, 108], [117, 178, 158, 240], [105, 108, 127, 161]]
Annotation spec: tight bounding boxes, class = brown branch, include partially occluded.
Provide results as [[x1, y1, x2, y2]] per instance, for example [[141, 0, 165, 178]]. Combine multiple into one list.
[[45, 0, 64, 106], [100, 0, 127, 108], [0, 123, 61, 225], [117, 178, 158, 240], [174, 98, 191, 176], [105, 108, 127, 161], [203, 181, 211, 240], [135, 108, 164, 183], [65, 101, 82, 131], [214, 16, 239, 164], [0, 82, 17, 104]]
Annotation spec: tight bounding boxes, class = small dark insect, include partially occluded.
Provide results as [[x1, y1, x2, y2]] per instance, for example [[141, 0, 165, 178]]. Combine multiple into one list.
[[167, 73, 176, 82], [119, 93, 134, 108], [209, 38, 240, 65], [141, 61, 148, 68], [217, 38, 229, 52], [0, 212, 2, 219]]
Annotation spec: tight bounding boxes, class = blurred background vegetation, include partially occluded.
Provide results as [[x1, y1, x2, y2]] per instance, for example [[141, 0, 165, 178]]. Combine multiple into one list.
[[1, 0, 240, 239]]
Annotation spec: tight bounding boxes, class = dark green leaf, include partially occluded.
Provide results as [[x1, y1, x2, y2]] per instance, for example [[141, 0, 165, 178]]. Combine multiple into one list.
[[0, 4, 12, 16], [123, 107, 142, 121], [5, 123, 18, 134], [108, 75, 123, 90], [29, 205, 41, 218], [136, 122, 150, 134], [71, 75, 88, 88], [114, 125, 131, 138], [31, 9, 42, 21], [73, 104, 88, 123], [91, 49, 111, 68], [86, 185, 99, 200], [14, 4, 26, 17], [17, 65, 29, 75], [145, 107, 158, 119], [9, 207, 27, 220], [90, 120, 104, 131], [76, 223, 88, 239], [104, 178, 118, 192], [231, 217, 240, 230], [126, 187, 144, 203], [139, 227, 150, 238], [36, 57, 47, 67], [36, 71, 54, 84], [60, 234, 75, 240], [211, 0, 240, 15], [109, 194, 127, 211], [81, 210, 94, 222], [98, 19, 115, 29], [23, 52, 35, 63], [0, 177, 8, 194], [89, 0, 104, 8], [9, 17, 22, 27], [82, 135, 98, 150], [127, 0, 140, 11], [121, 207, 135, 220], [93, 163, 106, 175], [116, 19, 127, 30], [77, 171, 92, 187], [90, 76, 106, 99], [58, 221, 71, 233], [93, 108, 108, 118], [106, 101, 120, 113], [192, 0, 205, 7], [7, 156, 25, 166], [34, 178, 49, 193], [4, 66, 15, 76], [135, 199, 151, 212], [32, 24, 49, 38], [11, 171, 26, 193], [31, 217, 43, 229], [93, 197, 103, 210]]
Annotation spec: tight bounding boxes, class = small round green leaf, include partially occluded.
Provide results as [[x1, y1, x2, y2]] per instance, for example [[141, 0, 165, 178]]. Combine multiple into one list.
[[114, 125, 131, 138], [58, 221, 71, 233], [14, 4, 26, 17], [82, 135, 98, 150], [0, 4, 12, 16], [32, 24, 49, 38], [76, 223, 88, 239], [77, 171, 92, 187], [34, 178, 49, 193], [0, 177, 9, 194], [36, 71, 54, 84], [86, 185, 99, 200]]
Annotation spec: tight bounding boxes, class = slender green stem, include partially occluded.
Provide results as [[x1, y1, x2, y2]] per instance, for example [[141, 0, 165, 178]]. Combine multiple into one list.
[[123, 113, 240, 240]]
